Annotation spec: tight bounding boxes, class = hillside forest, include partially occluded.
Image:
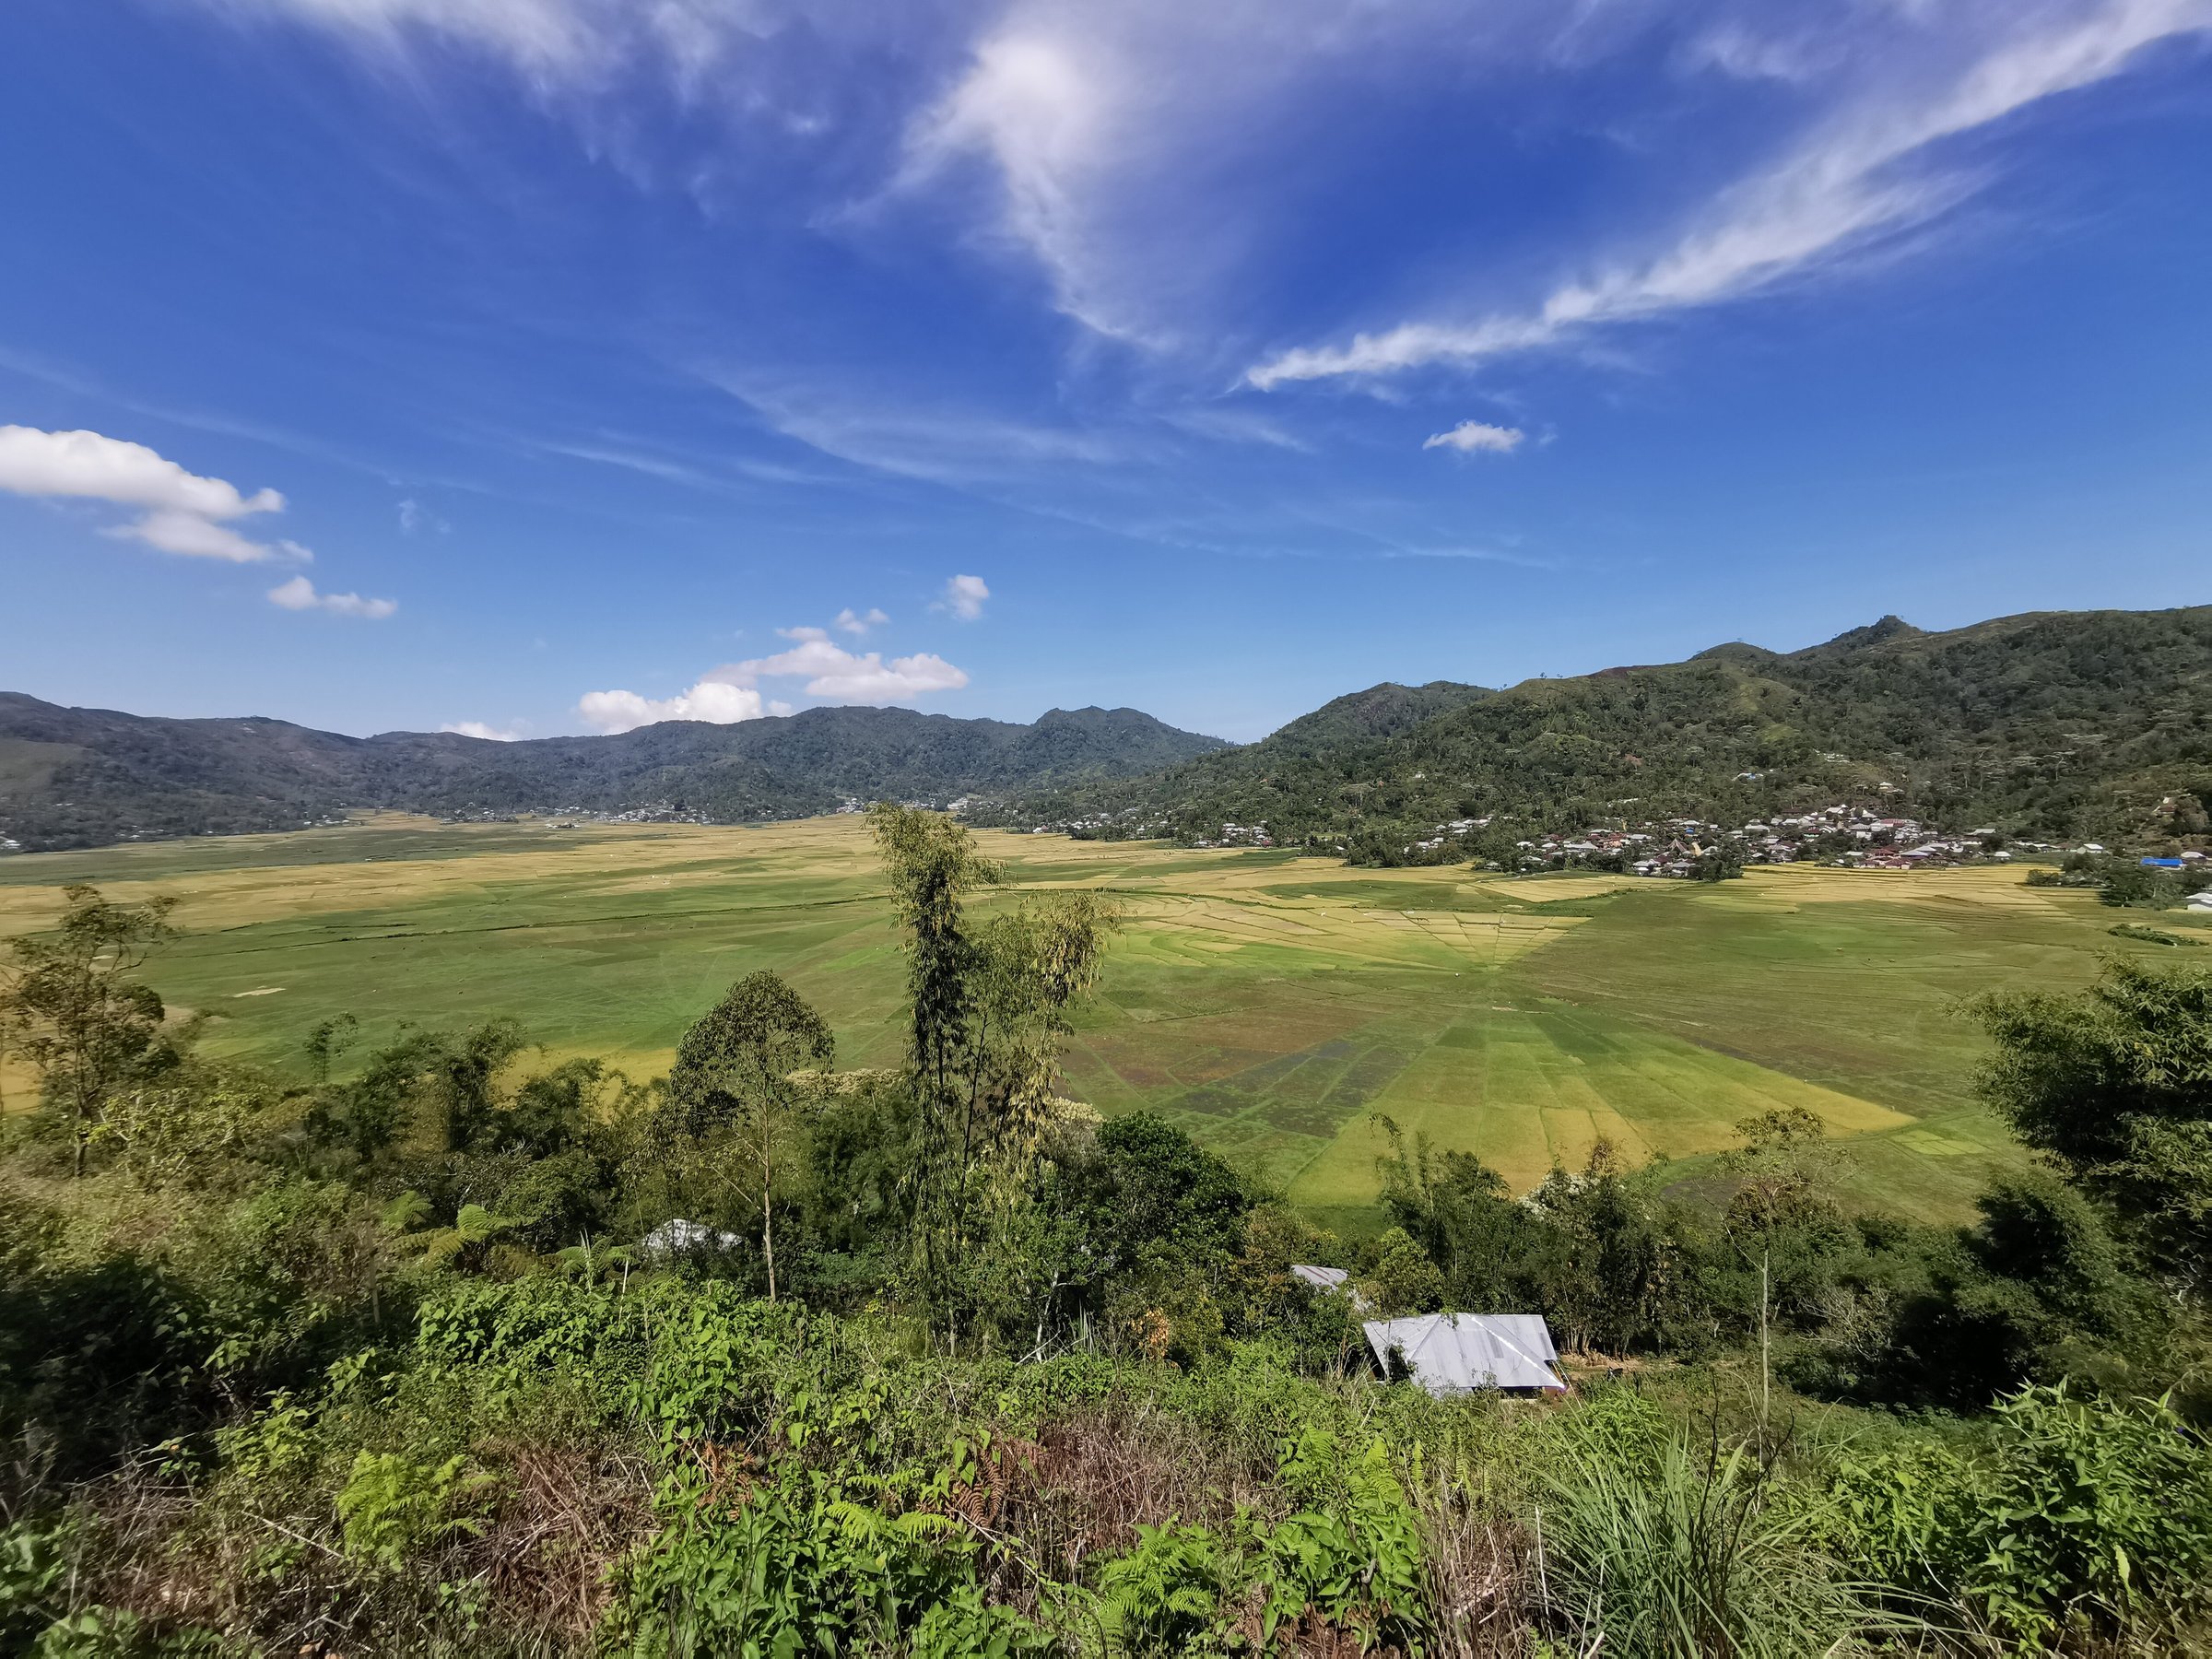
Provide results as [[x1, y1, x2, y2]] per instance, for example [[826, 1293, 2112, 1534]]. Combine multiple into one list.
[[6, 806, 2212, 1655], [1000, 607, 2212, 864]]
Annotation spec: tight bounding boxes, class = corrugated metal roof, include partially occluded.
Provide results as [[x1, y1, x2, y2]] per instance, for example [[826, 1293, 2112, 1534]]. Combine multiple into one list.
[[1363, 1312, 1566, 1393], [1291, 1263, 1374, 1312]]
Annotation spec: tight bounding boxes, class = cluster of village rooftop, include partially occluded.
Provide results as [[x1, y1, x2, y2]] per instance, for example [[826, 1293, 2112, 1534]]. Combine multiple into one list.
[[1412, 803, 2024, 873]]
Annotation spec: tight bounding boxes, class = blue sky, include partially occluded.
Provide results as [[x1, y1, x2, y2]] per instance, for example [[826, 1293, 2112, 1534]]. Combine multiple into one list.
[[2, 0, 2208, 742]]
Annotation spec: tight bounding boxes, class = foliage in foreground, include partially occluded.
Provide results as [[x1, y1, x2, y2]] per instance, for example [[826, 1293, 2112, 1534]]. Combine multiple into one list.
[[7, 823, 2212, 1653]]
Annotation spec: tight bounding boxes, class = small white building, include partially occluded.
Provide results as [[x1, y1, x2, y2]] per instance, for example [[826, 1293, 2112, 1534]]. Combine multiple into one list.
[[639, 1218, 743, 1258]]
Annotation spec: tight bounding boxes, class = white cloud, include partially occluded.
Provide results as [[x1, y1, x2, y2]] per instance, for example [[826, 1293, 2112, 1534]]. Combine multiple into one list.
[[903, 29, 1139, 341], [578, 612, 971, 733], [1249, 0, 2212, 387], [576, 679, 768, 735], [398, 498, 449, 535], [206, 0, 657, 76], [1423, 420, 1524, 455], [195, 0, 2212, 429], [728, 635, 971, 700], [835, 606, 889, 635], [0, 424, 307, 562], [935, 573, 990, 619], [440, 720, 525, 741], [709, 371, 1138, 485], [267, 574, 398, 618]]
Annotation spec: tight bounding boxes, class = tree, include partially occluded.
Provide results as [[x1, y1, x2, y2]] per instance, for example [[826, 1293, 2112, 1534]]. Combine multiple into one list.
[[303, 1018, 526, 1169], [1375, 1118, 1536, 1306], [1718, 1108, 1855, 1331], [868, 803, 1118, 1341], [666, 971, 833, 1301], [0, 884, 180, 1176], [1695, 842, 1745, 882], [1522, 1140, 1702, 1355], [1975, 961, 2212, 1294], [869, 801, 998, 1115]]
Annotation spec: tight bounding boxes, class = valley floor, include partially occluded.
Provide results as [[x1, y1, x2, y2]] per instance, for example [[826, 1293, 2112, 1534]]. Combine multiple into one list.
[[6, 814, 2194, 1228]]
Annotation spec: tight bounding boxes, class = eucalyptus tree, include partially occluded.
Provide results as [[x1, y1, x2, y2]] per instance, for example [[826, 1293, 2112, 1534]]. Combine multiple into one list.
[[0, 884, 180, 1176]]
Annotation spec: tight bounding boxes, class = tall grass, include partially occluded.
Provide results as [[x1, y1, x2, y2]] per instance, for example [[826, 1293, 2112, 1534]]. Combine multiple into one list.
[[1534, 1430, 1888, 1659]]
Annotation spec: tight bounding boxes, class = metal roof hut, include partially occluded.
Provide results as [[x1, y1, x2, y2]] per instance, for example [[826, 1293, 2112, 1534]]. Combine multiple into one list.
[[1291, 1263, 1372, 1312], [1363, 1312, 1567, 1394]]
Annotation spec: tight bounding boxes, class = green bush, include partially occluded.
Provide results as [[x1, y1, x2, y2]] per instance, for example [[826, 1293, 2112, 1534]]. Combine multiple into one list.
[[1968, 1383, 2212, 1648], [612, 1468, 1045, 1658]]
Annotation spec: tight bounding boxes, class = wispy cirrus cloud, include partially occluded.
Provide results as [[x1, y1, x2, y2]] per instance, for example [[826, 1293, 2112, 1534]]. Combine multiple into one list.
[[173, 0, 2212, 479], [1249, 0, 2212, 387]]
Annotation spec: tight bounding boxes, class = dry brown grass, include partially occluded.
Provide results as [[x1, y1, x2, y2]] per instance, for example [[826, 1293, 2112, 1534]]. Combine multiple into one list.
[[64, 1428, 654, 1658]]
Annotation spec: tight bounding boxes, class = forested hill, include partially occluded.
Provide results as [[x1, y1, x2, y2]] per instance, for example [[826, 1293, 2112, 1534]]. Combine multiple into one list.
[[999, 606, 2212, 858], [0, 698, 1230, 852]]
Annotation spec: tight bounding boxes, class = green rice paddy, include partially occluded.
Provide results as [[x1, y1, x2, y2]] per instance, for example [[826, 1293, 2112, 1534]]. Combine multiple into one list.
[[6, 815, 2196, 1229]]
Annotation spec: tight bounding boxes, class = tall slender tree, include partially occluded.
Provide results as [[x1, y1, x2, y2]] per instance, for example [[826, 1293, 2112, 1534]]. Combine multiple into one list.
[[667, 971, 834, 1300], [868, 804, 1116, 1338]]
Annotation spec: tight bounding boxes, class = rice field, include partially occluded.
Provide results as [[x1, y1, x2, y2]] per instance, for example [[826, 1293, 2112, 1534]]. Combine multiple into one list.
[[2, 814, 2185, 1228]]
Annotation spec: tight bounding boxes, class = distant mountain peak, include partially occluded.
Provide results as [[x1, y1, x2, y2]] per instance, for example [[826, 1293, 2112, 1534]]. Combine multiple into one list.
[[1820, 615, 1924, 652]]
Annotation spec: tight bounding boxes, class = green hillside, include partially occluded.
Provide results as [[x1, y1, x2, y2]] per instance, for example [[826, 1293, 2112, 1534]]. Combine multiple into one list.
[[1006, 606, 2212, 860]]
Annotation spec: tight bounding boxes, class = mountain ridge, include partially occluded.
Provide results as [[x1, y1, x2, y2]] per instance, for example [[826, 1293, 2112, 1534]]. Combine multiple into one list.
[[0, 696, 1231, 853], [991, 605, 2212, 859]]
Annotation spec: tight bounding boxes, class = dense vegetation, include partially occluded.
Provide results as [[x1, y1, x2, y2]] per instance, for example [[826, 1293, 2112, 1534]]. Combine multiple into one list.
[[0, 699, 1229, 853], [1000, 607, 2212, 862], [6, 810, 2212, 1653]]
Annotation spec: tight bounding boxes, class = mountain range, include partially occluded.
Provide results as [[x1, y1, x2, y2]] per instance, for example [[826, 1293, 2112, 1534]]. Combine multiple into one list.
[[5, 606, 2208, 858], [0, 699, 1230, 853], [990, 606, 2212, 860]]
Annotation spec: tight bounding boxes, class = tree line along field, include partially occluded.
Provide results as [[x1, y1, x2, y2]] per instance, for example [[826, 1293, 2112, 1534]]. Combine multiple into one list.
[[6, 812, 2199, 1230]]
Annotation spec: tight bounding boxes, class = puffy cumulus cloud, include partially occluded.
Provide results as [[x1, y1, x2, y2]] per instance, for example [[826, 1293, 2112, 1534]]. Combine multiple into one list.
[[835, 606, 889, 635], [0, 425, 307, 563], [578, 614, 971, 733], [1249, 0, 2212, 388], [935, 573, 990, 620], [266, 575, 398, 618], [1423, 420, 1524, 455], [734, 634, 970, 700], [440, 721, 526, 741], [576, 679, 768, 734]]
